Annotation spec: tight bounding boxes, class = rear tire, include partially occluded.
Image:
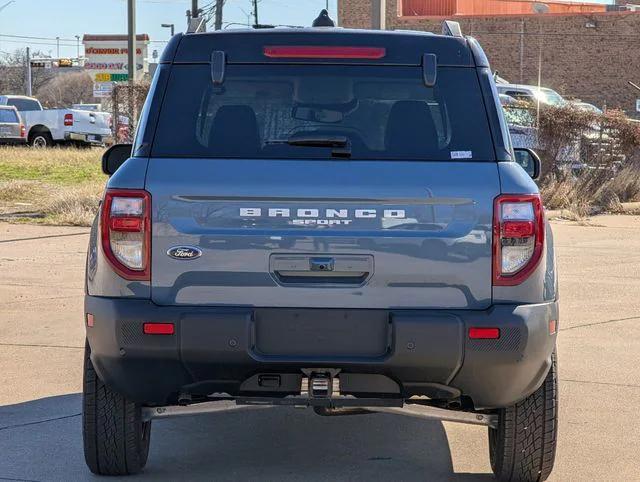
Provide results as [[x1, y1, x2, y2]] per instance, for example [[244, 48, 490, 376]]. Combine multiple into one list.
[[489, 350, 558, 482], [30, 131, 53, 148], [83, 341, 151, 475]]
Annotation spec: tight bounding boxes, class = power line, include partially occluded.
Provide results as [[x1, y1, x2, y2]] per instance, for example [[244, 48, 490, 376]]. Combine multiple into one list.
[[0, 38, 77, 47], [0, 33, 79, 42]]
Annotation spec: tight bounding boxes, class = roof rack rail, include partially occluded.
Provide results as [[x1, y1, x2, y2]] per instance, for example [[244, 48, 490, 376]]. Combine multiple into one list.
[[442, 20, 463, 38]]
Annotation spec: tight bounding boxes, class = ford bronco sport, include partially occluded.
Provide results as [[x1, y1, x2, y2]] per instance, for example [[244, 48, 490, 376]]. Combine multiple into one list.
[[84, 17, 558, 481]]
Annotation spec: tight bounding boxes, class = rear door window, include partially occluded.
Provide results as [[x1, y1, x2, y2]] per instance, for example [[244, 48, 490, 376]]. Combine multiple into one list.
[[152, 64, 495, 161], [0, 109, 18, 123], [7, 98, 40, 112]]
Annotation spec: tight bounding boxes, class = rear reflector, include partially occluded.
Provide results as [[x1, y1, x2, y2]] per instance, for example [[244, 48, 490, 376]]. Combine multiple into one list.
[[110, 216, 143, 232], [143, 323, 175, 335], [503, 220, 534, 238], [86, 313, 94, 328], [263, 46, 386, 59], [549, 319, 557, 335], [469, 327, 500, 340]]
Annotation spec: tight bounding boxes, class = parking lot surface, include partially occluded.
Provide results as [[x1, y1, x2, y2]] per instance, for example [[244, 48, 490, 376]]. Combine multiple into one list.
[[0, 217, 639, 481]]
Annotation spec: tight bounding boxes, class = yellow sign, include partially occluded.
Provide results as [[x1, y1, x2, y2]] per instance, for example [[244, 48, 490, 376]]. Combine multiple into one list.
[[95, 73, 111, 82]]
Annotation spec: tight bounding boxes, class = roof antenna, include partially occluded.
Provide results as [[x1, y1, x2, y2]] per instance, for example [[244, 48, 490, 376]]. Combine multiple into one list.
[[312, 9, 335, 27]]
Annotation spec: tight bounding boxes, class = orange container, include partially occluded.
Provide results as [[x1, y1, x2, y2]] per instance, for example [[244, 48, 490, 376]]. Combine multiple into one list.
[[401, 0, 608, 17]]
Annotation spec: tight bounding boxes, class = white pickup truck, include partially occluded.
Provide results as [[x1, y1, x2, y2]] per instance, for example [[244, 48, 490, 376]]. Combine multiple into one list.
[[0, 95, 112, 147]]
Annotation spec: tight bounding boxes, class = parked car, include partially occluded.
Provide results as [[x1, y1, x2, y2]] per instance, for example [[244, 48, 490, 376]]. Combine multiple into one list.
[[0, 105, 26, 145], [0, 95, 112, 147], [497, 83, 568, 107], [569, 100, 603, 115], [85, 18, 559, 481]]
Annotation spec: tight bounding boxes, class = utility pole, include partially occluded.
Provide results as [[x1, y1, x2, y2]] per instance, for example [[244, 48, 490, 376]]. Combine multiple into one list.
[[371, 0, 385, 30], [252, 0, 258, 26], [192, 0, 198, 19], [519, 20, 525, 83], [75, 35, 80, 60], [56, 37, 60, 58], [25, 47, 32, 96], [214, 0, 223, 30], [127, 0, 136, 82]]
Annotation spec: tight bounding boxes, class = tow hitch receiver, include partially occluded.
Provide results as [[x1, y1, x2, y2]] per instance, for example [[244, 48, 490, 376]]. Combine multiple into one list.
[[309, 373, 333, 398]]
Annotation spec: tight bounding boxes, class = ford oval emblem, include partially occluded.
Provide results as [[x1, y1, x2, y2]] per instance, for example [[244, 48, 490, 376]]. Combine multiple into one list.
[[167, 246, 202, 260]]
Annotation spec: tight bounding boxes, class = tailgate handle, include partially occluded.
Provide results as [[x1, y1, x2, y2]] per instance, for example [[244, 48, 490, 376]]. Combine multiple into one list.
[[270, 254, 373, 286]]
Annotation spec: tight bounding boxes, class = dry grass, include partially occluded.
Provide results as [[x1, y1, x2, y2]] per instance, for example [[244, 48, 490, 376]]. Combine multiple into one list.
[[605, 167, 640, 203], [540, 167, 640, 218], [539, 176, 591, 217], [40, 182, 104, 226], [0, 147, 106, 226]]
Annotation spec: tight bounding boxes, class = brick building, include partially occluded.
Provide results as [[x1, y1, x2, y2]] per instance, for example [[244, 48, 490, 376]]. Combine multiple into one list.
[[338, 0, 640, 117]]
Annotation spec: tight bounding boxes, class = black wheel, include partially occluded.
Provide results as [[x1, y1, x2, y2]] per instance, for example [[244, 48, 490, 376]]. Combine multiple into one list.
[[489, 350, 558, 482], [83, 340, 151, 475], [30, 131, 53, 148]]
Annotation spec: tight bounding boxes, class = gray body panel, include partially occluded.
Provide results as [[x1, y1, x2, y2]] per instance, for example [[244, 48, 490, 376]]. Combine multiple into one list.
[[146, 159, 499, 309]]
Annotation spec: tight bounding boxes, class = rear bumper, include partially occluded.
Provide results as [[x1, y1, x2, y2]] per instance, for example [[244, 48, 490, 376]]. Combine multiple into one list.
[[85, 297, 558, 409], [65, 132, 113, 145], [0, 137, 27, 145]]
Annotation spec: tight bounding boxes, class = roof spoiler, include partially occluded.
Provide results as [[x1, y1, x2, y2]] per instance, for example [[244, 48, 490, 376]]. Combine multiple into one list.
[[442, 20, 463, 38]]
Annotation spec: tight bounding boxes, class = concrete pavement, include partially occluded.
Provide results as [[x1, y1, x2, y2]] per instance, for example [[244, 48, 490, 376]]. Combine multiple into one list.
[[0, 217, 639, 481]]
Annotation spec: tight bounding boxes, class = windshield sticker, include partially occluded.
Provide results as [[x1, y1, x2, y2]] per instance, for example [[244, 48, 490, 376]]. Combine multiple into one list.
[[451, 151, 473, 159]]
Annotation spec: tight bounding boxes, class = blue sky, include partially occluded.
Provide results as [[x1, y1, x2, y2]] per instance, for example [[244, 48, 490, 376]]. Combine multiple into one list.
[[0, 0, 339, 58], [0, 0, 612, 58]]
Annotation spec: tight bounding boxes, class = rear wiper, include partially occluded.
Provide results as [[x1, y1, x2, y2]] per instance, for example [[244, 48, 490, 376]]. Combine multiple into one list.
[[265, 136, 351, 158]]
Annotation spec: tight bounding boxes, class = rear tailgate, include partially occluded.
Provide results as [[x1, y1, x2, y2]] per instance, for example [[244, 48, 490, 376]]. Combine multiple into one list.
[[144, 33, 500, 310], [66, 109, 111, 136], [147, 159, 497, 309]]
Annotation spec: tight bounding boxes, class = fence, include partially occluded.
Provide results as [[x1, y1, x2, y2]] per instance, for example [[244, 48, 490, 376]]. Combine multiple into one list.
[[110, 83, 151, 144]]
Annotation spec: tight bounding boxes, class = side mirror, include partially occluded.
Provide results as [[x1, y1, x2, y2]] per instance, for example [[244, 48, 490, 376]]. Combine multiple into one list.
[[513, 148, 541, 180], [102, 144, 133, 176]]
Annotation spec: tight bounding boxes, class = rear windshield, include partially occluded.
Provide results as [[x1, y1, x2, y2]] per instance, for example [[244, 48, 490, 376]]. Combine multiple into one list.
[[152, 64, 495, 161], [0, 109, 18, 123]]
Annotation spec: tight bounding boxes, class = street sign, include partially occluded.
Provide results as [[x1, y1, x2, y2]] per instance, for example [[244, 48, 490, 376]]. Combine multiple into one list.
[[83, 34, 149, 83], [95, 73, 129, 82], [93, 82, 114, 99]]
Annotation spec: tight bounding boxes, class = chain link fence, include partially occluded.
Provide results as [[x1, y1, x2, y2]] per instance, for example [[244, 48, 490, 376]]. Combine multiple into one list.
[[110, 83, 150, 144]]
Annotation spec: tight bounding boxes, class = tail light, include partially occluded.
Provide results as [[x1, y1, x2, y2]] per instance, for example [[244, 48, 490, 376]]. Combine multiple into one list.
[[20, 124, 26, 137], [64, 113, 74, 126], [101, 189, 151, 280], [493, 194, 544, 286], [263, 46, 386, 59]]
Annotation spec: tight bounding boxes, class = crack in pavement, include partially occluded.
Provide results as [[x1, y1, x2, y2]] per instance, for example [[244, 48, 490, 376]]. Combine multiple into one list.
[[0, 413, 81, 432], [560, 378, 640, 390], [0, 343, 83, 350], [559, 315, 640, 332], [0, 232, 89, 244]]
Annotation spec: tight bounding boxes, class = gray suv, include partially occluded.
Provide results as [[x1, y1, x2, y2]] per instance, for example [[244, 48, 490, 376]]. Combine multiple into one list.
[[84, 19, 558, 481]]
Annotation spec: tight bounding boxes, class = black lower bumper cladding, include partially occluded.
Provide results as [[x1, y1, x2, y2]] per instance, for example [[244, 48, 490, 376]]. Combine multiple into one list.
[[85, 296, 558, 410]]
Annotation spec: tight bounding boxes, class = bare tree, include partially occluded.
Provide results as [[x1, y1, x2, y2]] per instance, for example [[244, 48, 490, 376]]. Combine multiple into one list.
[[37, 71, 95, 108], [0, 49, 56, 95]]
